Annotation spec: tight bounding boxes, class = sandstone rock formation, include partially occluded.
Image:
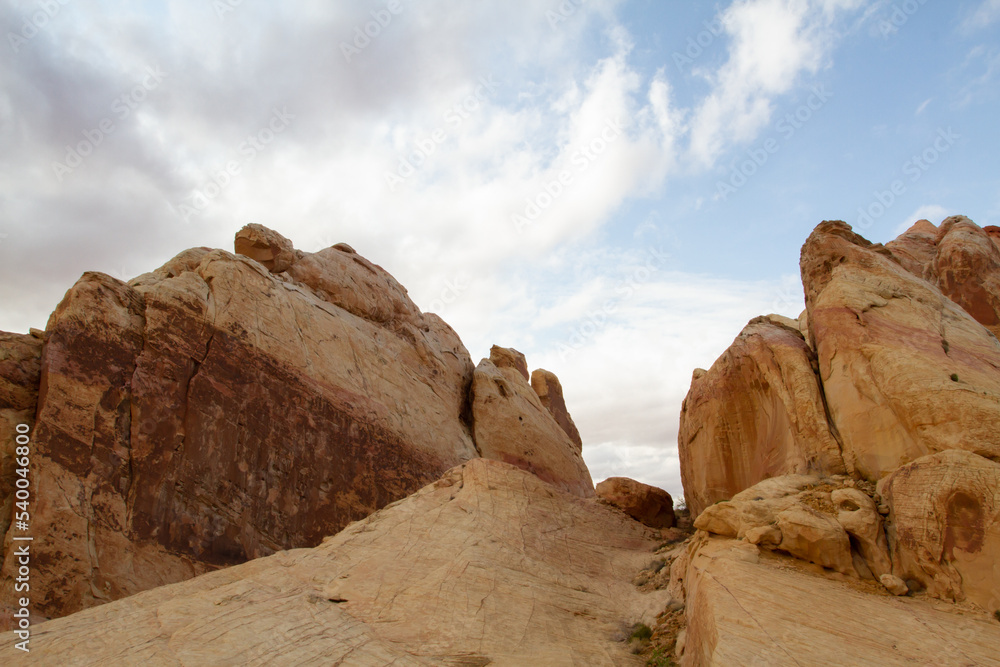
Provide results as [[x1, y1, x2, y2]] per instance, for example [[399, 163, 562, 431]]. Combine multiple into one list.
[[0, 226, 601, 624], [884, 218, 939, 278], [233, 223, 298, 273], [0, 230, 486, 620], [596, 477, 675, 529], [930, 216, 1000, 339], [878, 449, 1000, 610], [472, 348, 594, 498], [531, 368, 583, 449], [0, 459, 665, 665], [800, 219, 1000, 482], [0, 331, 43, 561], [678, 316, 845, 516], [679, 216, 1000, 623]]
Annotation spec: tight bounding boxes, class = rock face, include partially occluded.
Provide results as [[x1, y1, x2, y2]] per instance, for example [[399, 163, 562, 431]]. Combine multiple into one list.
[[929, 216, 1000, 339], [596, 477, 675, 529], [678, 316, 845, 516], [672, 534, 1000, 666], [800, 219, 1000, 482], [0, 331, 43, 562], [0, 459, 664, 666], [531, 368, 583, 449], [680, 216, 1000, 619], [0, 230, 489, 620], [878, 449, 1000, 610], [471, 348, 594, 498]]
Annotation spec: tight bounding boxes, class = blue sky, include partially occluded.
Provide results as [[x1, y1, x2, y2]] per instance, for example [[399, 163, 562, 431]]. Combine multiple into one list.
[[1, 0, 998, 499]]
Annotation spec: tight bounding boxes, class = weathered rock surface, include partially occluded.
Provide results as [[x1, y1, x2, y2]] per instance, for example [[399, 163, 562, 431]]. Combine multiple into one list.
[[0, 230, 483, 620], [233, 223, 298, 273], [930, 216, 1000, 339], [884, 218, 939, 278], [0, 460, 664, 666], [878, 449, 1000, 610], [692, 475, 857, 576], [673, 534, 1000, 666], [800, 220, 1000, 481], [596, 477, 675, 528], [0, 331, 43, 567], [489, 344, 529, 381], [472, 349, 594, 498], [531, 368, 583, 449], [678, 316, 845, 516]]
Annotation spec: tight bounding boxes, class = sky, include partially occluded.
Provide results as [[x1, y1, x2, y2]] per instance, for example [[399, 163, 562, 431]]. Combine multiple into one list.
[[1, 0, 998, 501]]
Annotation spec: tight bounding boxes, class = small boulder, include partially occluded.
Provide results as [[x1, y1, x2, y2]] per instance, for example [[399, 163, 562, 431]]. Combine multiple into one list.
[[234, 223, 297, 273], [596, 477, 675, 528]]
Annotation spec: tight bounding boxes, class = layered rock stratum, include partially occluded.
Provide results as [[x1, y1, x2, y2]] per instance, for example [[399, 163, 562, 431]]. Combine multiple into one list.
[[0, 226, 590, 623]]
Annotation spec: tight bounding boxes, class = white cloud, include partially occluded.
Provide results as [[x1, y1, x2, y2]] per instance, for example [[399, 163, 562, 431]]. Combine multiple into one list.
[[962, 0, 1000, 31], [687, 0, 862, 166]]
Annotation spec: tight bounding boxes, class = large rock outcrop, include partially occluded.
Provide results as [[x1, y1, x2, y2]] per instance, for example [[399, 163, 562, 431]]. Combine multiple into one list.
[[471, 347, 594, 498], [800, 220, 1000, 481], [0, 228, 486, 620], [678, 316, 845, 516], [0, 459, 665, 665]]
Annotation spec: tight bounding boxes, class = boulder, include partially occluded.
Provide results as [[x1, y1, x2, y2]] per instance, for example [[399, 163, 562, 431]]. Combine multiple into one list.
[[471, 352, 594, 498], [530, 368, 583, 449], [0, 459, 662, 665], [800, 220, 1000, 481], [930, 216, 1000, 339], [233, 223, 297, 273], [678, 316, 845, 516], [0, 227, 480, 620], [832, 487, 892, 579], [692, 475, 855, 575], [488, 344, 529, 381], [596, 476, 675, 528], [877, 449, 1000, 610]]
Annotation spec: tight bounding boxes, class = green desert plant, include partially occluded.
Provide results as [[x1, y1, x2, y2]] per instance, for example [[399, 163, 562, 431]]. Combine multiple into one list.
[[646, 647, 676, 666], [630, 623, 653, 642], [951, 373, 959, 382]]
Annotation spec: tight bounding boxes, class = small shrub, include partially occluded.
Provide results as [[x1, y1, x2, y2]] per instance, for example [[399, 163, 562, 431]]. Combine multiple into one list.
[[951, 373, 959, 382], [942, 339, 950, 353], [646, 647, 676, 666], [994, 609, 1000, 623], [630, 623, 653, 642]]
